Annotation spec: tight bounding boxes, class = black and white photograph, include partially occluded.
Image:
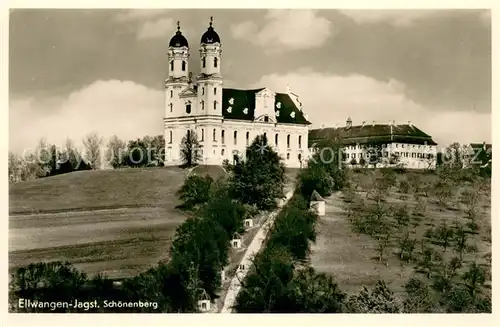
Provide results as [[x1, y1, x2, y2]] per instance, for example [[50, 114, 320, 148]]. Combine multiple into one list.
[[5, 5, 494, 319]]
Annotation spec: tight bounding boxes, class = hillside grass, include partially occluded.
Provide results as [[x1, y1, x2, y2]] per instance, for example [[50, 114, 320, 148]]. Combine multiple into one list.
[[310, 170, 491, 296], [9, 166, 226, 279]]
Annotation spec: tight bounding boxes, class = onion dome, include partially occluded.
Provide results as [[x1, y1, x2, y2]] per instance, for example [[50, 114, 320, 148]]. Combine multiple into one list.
[[201, 16, 220, 44], [169, 21, 189, 48]]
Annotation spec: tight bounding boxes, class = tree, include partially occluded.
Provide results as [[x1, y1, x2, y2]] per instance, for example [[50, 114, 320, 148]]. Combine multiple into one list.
[[434, 179, 453, 210], [398, 231, 417, 263], [452, 221, 476, 262], [82, 132, 104, 169], [434, 221, 455, 252], [106, 135, 127, 168], [226, 134, 285, 210], [391, 204, 410, 229], [8, 152, 20, 183], [403, 277, 435, 313], [176, 174, 214, 210], [344, 280, 402, 313], [9, 261, 87, 313], [283, 267, 346, 313], [180, 130, 202, 168], [461, 262, 486, 299]]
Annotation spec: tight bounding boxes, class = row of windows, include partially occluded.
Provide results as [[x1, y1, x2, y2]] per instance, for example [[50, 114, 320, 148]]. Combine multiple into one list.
[[167, 129, 303, 149], [169, 57, 218, 72], [167, 101, 217, 113], [345, 152, 435, 160], [201, 57, 218, 68], [345, 143, 431, 151], [170, 61, 187, 72], [169, 87, 217, 98]]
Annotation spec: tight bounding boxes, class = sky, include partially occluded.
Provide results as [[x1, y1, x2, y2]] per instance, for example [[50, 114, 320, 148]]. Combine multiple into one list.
[[8, 9, 492, 154]]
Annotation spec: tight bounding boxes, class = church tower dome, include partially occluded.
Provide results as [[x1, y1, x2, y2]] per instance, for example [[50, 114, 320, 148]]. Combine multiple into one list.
[[169, 21, 189, 48], [200, 16, 221, 44]]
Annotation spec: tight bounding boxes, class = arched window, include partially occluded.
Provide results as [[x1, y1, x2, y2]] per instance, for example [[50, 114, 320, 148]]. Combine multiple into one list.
[[213, 129, 216, 141], [234, 131, 237, 145], [298, 135, 302, 149], [170, 90, 173, 98], [298, 153, 302, 161], [214, 57, 218, 68], [201, 128, 204, 142], [201, 100, 204, 110], [287, 134, 291, 148], [246, 131, 250, 146], [202, 87, 205, 95], [213, 101, 217, 110], [275, 133, 279, 146], [169, 103, 173, 112], [221, 130, 225, 144], [182, 61, 186, 71], [187, 130, 191, 139], [170, 61, 174, 71], [287, 153, 290, 160], [169, 130, 172, 144], [186, 103, 191, 114], [202, 57, 206, 68], [214, 87, 217, 95], [221, 149, 225, 156]]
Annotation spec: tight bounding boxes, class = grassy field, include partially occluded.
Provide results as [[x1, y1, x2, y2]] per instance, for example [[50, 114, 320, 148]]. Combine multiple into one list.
[[310, 170, 492, 296], [9, 165, 301, 280], [9, 166, 228, 279]]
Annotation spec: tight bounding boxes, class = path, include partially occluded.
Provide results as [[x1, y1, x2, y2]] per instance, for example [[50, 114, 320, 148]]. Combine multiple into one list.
[[220, 189, 295, 313]]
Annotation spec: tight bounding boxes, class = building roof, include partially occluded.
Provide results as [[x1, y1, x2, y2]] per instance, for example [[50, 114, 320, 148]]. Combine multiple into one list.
[[169, 23, 189, 48], [308, 123, 438, 147], [221, 88, 310, 125], [201, 18, 221, 44]]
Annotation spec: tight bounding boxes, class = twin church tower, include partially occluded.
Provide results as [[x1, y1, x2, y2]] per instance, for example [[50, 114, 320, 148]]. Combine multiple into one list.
[[163, 17, 310, 168]]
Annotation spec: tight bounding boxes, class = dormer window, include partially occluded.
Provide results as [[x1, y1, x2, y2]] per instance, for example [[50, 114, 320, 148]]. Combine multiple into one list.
[[243, 108, 248, 114], [276, 102, 281, 109], [290, 112, 296, 118], [227, 106, 232, 113], [229, 98, 234, 105], [276, 110, 280, 117]]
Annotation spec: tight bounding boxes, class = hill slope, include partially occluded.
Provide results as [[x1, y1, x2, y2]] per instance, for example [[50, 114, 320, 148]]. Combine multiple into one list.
[[9, 167, 192, 279]]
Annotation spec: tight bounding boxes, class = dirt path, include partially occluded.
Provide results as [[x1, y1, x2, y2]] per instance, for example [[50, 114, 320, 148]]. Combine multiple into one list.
[[220, 189, 295, 313]]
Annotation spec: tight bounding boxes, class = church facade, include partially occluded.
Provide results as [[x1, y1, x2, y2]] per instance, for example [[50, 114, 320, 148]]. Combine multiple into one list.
[[163, 19, 311, 168]]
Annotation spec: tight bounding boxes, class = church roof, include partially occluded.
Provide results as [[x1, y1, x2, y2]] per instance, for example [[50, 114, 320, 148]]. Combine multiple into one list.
[[169, 23, 189, 48], [221, 88, 310, 125], [309, 124, 437, 147], [201, 18, 221, 44]]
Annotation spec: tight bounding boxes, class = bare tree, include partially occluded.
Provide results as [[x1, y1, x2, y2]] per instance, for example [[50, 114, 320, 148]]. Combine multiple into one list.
[[106, 135, 126, 168], [83, 132, 103, 169]]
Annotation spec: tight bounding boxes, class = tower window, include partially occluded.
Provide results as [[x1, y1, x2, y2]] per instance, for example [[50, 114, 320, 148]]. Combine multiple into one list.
[[213, 129, 216, 141], [182, 61, 186, 71], [202, 87, 205, 95], [287, 135, 291, 148], [264, 116, 269, 122], [214, 87, 217, 95], [201, 100, 205, 110], [201, 128, 204, 142], [170, 90, 173, 98], [213, 101, 217, 110], [234, 131, 237, 145], [246, 131, 250, 146], [170, 61, 174, 71], [298, 135, 302, 149], [169, 103, 173, 112], [186, 103, 191, 114], [202, 57, 206, 68], [221, 130, 225, 144], [275, 134, 279, 146], [287, 153, 290, 160], [169, 130, 172, 144], [214, 57, 218, 68]]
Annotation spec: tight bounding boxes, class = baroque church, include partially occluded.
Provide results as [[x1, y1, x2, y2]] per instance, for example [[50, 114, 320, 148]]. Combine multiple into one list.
[[164, 18, 311, 168]]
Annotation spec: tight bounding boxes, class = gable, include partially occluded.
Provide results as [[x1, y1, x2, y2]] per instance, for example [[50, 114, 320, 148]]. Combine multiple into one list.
[[179, 87, 197, 98]]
